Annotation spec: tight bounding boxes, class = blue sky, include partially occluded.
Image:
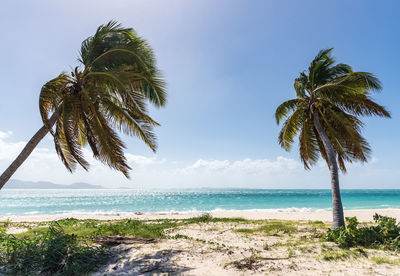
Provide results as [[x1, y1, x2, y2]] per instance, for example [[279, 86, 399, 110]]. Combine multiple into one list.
[[0, 0, 399, 188]]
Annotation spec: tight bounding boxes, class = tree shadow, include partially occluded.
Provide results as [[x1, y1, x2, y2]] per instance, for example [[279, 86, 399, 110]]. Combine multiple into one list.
[[94, 245, 193, 275]]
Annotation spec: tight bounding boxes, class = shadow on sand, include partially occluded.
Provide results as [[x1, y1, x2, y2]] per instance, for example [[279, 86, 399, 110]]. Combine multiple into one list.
[[94, 245, 193, 275]]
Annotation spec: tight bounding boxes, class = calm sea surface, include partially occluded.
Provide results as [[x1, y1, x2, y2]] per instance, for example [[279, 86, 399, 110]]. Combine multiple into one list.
[[0, 189, 399, 216]]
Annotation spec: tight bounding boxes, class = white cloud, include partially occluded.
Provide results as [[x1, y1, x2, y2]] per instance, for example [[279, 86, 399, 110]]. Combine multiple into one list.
[[183, 157, 300, 175], [0, 131, 26, 160], [126, 153, 166, 166], [0, 130, 399, 189], [0, 131, 12, 139], [0, 131, 164, 188], [187, 159, 230, 172], [168, 156, 313, 189]]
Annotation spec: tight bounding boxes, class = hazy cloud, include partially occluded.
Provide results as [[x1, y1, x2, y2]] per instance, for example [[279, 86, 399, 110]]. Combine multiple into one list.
[[184, 157, 300, 175], [0, 130, 398, 189]]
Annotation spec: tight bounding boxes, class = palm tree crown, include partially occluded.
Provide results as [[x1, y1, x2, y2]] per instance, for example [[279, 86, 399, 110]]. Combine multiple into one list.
[[275, 48, 390, 172], [39, 21, 166, 178]]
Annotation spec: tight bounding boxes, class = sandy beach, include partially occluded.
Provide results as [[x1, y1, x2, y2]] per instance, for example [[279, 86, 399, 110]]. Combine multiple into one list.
[[2, 208, 400, 223], [2, 209, 400, 275]]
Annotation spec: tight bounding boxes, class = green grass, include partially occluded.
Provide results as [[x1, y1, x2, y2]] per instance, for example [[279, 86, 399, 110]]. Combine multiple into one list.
[[326, 214, 400, 250], [298, 245, 315, 253], [287, 248, 295, 258], [185, 213, 214, 223], [2, 215, 399, 274], [306, 220, 325, 226], [0, 222, 109, 275], [17, 218, 178, 241], [235, 220, 297, 235], [207, 217, 250, 223], [10, 214, 250, 243], [235, 228, 254, 234], [322, 250, 351, 261], [185, 213, 249, 224], [1, 218, 181, 275], [10, 214, 249, 244], [322, 248, 365, 261], [371, 256, 399, 265]]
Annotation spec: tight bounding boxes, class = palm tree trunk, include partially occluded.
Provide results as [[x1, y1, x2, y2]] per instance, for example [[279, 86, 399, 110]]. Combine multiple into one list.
[[313, 111, 345, 229], [0, 110, 61, 190]]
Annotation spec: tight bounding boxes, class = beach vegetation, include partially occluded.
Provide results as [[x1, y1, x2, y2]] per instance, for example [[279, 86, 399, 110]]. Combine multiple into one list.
[[0, 20, 167, 189], [298, 245, 315, 253], [227, 254, 263, 270], [206, 226, 221, 231], [0, 222, 7, 236], [235, 228, 254, 234], [182, 213, 250, 224], [321, 245, 366, 261], [186, 213, 213, 223], [169, 233, 192, 240], [18, 218, 178, 241], [185, 213, 248, 225], [322, 250, 351, 261], [2, 217, 400, 274], [371, 256, 399, 265], [0, 220, 11, 231], [307, 220, 326, 227], [235, 220, 297, 235], [275, 48, 390, 229], [206, 217, 249, 223], [287, 248, 295, 258], [0, 222, 108, 275], [326, 214, 400, 250]]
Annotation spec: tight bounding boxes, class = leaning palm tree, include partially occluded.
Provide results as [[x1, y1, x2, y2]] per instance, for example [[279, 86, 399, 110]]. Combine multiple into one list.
[[275, 48, 390, 229], [0, 21, 166, 189]]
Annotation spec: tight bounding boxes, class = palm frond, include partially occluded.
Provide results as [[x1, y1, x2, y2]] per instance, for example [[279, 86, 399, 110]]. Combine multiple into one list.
[[294, 72, 309, 97], [39, 73, 70, 130], [278, 107, 305, 151], [41, 21, 166, 178], [101, 96, 158, 151], [299, 118, 319, 169], [276, 48, 390, 172], [275, 98, 301, 124]]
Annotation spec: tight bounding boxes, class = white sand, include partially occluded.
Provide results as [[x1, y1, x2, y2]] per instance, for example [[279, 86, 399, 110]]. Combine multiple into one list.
[[3, 209, 400, 275], [91, 215, 400, 275], [2, 208, 399, 223]]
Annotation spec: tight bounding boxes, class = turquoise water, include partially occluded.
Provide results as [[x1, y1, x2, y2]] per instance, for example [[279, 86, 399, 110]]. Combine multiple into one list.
[[0, 189, 400, 216]]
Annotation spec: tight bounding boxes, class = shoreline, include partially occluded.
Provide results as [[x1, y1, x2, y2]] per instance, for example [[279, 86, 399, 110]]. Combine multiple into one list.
[[2, 208, 400, 222]]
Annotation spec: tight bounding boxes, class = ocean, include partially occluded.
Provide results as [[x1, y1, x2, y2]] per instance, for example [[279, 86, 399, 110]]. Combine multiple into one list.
[[0, 189, 399, 216]]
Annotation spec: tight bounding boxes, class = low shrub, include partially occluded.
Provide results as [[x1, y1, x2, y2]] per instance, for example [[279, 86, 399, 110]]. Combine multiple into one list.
[[186, 213, 213, 224], [0, 222, 109, 275], [326, 214, 400, 250], [235, 221, 297, 235], [92, 219, 176, 239]]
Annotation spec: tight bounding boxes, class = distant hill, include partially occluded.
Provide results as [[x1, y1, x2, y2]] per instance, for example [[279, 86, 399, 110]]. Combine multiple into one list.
[[4, 180, 105, 189]]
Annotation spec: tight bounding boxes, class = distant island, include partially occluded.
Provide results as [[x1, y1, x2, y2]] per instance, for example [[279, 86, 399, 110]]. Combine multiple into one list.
[[4, 179, 106, 189]]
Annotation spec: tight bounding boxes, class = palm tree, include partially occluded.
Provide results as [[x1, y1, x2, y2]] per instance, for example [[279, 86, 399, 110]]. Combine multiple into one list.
[[0, 21, 166, 189], [275, 48, 390, 229]]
